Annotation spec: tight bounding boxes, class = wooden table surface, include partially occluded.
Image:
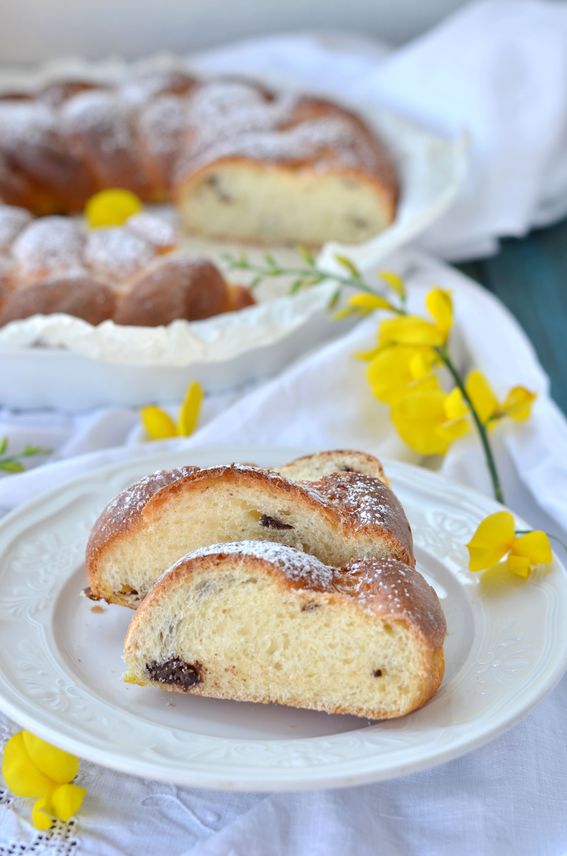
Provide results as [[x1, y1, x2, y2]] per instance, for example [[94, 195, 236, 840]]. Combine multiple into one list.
[[459, 216, 567, 414]]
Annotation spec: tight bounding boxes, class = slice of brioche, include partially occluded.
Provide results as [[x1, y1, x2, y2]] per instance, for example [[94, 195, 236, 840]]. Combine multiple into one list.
[[86, 451, 413, 608], [274, 449, 389, 485], [123, 542, 445, 719]]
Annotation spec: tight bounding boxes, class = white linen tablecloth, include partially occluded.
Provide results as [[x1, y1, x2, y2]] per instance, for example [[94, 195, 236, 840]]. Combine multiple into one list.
[[2, 1, 567, 853]]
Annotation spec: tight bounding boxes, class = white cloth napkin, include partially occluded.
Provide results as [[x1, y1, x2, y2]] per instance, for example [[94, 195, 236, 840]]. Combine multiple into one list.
[[191, 0, 567, 260]]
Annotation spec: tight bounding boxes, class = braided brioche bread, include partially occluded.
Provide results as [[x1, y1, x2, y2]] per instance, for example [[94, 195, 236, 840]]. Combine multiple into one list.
[[0, 72, 397, 246], [0, 204, 254, 326], [86, 451, 413, 609], [123, 541, 445, 719]]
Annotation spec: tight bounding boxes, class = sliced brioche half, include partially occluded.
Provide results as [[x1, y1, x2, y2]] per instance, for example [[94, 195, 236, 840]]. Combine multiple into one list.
[[86, 450, 412, 608], [274, 449, 389, 484], [123, 542, 445, 719]]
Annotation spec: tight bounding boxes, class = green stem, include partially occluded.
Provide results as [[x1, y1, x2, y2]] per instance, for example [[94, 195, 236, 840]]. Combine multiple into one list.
[[226, 253, 504, 505], [229, 260, 379, 295], [436, 346, 505, 504]]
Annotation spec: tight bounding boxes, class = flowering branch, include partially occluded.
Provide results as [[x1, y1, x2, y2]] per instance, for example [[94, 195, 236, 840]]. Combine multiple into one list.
[[225, 251, 507, 504], [225, 250, 555, 581], [228, 249, 561, 577], [224, 248, 398, 310], [0, 438, 49, 474]]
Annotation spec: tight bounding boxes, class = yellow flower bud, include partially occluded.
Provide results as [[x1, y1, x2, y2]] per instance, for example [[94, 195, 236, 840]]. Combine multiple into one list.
[[425, 288, 453, 340], [378, 270, 406, 299], [85, 188, 143, 229], [140, 405, 177, 441], [177, 381, 203, 437]]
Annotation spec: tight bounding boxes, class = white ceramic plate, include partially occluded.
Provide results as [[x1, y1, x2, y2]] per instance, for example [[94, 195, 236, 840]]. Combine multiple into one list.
[[0, 55, 466, 409], [0, 446, 565, 792]]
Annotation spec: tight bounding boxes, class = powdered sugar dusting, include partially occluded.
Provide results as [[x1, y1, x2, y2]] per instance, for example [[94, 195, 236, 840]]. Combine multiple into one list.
[[0, 205, 32, 252], [126, 212, 177, 250], [88, 466, 199, 558], [62, 90, 134, 155], [0, 102, 56, 151], [337, 557, 447, 646], [12, 217, 85, 283], [137, 94, 190, 162], [119, 70, 196, 107], [181, 115, 379, 176], [306, 472, 412, 549], [85, 227, 156, 282], [171, 540, 336, 591], [160, 542, 445, 646], [0, 73, 394, 219]]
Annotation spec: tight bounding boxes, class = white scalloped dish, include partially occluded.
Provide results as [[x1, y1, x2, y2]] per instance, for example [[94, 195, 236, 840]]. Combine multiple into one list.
[[0, 446, 565, 792], [0, 56, 466, 409]]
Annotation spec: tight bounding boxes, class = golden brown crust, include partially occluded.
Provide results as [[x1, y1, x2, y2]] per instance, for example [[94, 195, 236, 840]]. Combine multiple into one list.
[[227, 283, 256, 312], [0, 75, 397, 215], [112, 257, 232, 326], [0, 232, 250, 328], [306, 472, 413, 560], [0, 276, 115, 325], [125, 543, 445, 718], [86, 465, 200, 567], [87, 454, 415, 602], [278, 448, 389, 483], [176, 94, 398, 214], [140, 466, 413, 564]]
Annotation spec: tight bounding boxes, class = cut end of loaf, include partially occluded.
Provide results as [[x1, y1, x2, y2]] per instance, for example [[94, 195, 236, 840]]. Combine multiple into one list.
[[123, 545, 445, 720], [178, 160, 395, 246]]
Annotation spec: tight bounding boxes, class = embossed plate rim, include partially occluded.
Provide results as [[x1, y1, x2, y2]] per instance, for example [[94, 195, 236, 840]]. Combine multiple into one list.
[[0, 445, 566, 792]]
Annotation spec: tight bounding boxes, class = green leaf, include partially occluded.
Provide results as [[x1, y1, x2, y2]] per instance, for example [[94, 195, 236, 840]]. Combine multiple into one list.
[[0, 460, 24, 473], [335, 254, 361, 279], [249, 275, 263, 290], [263, 253, 277, 268], [297, 245, 316, 267], [289, 279, 305, 295], [21, 446, 48, 457], [0, 437, 7, 455], [327, 288, 342, 310]]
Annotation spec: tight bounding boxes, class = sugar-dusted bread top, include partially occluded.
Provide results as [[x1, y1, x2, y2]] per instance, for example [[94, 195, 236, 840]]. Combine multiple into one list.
[[87, 464, 199, 561], [124, 541, 445, 719], [150, 540, 445, 649], [86, 451, 414, 607], [0, 72, 396, 217]]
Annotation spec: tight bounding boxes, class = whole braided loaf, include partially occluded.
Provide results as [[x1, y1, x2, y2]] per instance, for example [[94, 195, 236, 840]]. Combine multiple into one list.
[[0, 71, 398, 246], [0, 204, 254, 326]]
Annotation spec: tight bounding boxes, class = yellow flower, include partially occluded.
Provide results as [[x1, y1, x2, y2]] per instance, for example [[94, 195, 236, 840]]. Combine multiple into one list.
[[377, 287, 453, 350], [391, 386, 469, 455], [140, 381, 204, 441], [501, 386, 537, 422], [378, 270, 406, 300], [466, 370, 536, 426], [177, 381, 204, 436], [425, 288, 453, 339], [85, 188, 143, 229], [466, 510, 515, 571], [2, 731, 85, 830], [466, 511, 552, 577], [334, 291, 393, 320], [366, 346, 438, 405], [378, 315, 444, 348]]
